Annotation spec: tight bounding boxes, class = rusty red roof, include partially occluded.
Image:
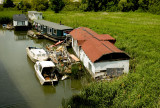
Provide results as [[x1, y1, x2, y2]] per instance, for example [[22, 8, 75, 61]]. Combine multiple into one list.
[[70, 27, 129, 62], [70, 27, 116, 43]]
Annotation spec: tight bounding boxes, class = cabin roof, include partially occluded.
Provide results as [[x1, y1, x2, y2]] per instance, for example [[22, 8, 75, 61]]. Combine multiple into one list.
[[70, 27, 130, 63], [28, 11, 42, 14], [13, 14, 28, 21], [39, 61, 55, 68], [34, 19, 73, 30]]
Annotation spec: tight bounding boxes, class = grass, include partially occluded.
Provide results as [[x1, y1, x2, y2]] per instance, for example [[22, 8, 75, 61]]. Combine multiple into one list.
[[43, 11, 160, 107], [0, 9, 160, 107], [0, 9, 21, 24]]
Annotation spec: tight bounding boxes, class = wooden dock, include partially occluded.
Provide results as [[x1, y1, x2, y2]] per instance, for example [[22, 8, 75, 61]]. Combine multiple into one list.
[[43, 35, 58, 42]]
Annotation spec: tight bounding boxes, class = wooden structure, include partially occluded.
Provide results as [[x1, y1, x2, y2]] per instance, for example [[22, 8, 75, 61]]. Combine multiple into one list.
[[70, 27, 130, 79], [13, 14, 28, 30]]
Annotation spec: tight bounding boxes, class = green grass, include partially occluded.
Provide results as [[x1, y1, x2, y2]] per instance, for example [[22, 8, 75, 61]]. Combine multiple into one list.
[[0, 9, 21, 24], [43, 11, 160, 107]]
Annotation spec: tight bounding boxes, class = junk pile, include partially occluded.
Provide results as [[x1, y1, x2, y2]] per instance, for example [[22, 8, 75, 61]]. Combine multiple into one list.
[[46, 40, 80, 78]]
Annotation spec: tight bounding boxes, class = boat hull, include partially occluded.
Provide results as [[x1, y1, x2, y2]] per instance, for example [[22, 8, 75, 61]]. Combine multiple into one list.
[[26, 47, 48, 63], [34, 64, 58, 85]]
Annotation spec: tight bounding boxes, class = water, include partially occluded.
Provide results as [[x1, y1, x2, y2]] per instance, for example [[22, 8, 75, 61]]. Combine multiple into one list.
[[0, 29, 90, 108]]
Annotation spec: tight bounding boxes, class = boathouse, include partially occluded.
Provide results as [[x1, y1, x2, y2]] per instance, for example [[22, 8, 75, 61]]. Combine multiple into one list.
[[13, 14, 28, 27], [70, 27, 130, 78], [34, 19, 73, 39], [28, 11, 43, 20]]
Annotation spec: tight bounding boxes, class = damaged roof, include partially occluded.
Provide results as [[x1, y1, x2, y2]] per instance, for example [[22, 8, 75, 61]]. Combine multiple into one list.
[[70, 27, 130, 63]]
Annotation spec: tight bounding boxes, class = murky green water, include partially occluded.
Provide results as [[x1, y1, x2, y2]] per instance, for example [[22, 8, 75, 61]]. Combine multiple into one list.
[[0, 29, 90, 108]]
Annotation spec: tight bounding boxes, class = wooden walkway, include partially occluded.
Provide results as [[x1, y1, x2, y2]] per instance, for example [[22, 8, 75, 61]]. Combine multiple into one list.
[[43, 35, 58, 42]]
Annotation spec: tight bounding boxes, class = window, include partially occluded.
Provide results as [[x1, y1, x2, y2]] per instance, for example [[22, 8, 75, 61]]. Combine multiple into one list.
[[88, 62, 92, 71], [50, 28, 52, 34], [54, 29, 57, 34], [22, 21, 25, 25], [106, 68, 124, 77]]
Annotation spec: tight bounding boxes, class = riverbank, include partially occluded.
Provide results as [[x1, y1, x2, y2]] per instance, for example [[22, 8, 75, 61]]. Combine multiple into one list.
[[1, 9, 160, 107], [42, 11, 160, 107]]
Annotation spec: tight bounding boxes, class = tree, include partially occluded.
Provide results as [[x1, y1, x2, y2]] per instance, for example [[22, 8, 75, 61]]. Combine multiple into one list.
[[50, 0, 65, 13], [32, 0, 49, 11], [3, 0, 15, 8]]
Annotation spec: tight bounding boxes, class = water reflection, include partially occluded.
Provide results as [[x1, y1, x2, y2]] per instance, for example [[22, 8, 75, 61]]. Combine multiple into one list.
[[14, 30, 29, 41], [0, 29, 91, 108], [0, 60, 30, 108]]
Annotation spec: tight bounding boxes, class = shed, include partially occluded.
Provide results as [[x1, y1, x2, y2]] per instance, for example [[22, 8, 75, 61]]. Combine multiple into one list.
[[0, 0, 4, 4], [13, 14, 28, 27], [28, 11, 43, 20], [70, 27, 130, 78]]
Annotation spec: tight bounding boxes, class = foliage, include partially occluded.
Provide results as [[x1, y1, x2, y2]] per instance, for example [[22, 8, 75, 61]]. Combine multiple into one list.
[[0, 10, 21, 24], [50, 0, 65, 13], [43, 11, 160, 107], [3, 0, 15, 8], [31, 0, 49, 11], [148, 1, 160, 15], [71, 63, 83, 79], [62, 2, 81, 11], [16, 1, 31, 12]]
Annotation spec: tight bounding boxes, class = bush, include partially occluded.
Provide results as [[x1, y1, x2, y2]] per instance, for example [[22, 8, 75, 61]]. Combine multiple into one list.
[[71, 63, 84, 79], [148, 2, 160, 15], [63, 2, 81, 11]]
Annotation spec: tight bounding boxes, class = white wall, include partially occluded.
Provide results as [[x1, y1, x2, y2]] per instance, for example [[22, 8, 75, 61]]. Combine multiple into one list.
[[28, 13, 42, 20], [72, 38, 129, 78], [25, 21, 28, 26], [95, 60, 129, 73], [13, 20, 28, 26], [13, 21, 17, 26]]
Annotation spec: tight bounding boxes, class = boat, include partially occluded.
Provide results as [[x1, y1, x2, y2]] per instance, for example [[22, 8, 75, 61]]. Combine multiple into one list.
[[34, 61, 58, 85], [26, 47, 49, 63], [61, 75, 68, 80], [27, 30, 37, 38], [6, 24, 14, 30]]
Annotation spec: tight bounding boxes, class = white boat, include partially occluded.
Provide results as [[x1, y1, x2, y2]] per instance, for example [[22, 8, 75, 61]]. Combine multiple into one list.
[[34, 61, 58, 85], [26, 47, 49, 63]]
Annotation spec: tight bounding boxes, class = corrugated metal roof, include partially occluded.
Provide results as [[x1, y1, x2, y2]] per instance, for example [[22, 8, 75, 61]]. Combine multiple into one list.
[[70, 27, 116, 43], [34, 19, 73, 30], [13, 14, 28, 21], [70, 27, 129, 62]]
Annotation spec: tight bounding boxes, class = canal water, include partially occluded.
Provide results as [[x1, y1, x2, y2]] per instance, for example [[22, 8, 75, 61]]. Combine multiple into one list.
[[0, 29, 90, 108]]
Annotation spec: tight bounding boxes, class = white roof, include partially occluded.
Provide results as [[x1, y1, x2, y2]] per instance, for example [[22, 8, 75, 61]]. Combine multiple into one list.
[[31, 49, 47, 55], [28, 11, 42, 14], [39, 61, 55, 68]]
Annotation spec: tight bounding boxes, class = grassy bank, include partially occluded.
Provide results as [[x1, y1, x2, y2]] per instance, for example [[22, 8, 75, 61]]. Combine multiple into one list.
[[0, 9, 21, 24], [43, 11, 160, 107]]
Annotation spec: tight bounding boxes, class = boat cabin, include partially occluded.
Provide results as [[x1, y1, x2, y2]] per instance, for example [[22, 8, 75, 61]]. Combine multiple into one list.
[[33, 19, 73, 39], [34, 61, 58, 85]]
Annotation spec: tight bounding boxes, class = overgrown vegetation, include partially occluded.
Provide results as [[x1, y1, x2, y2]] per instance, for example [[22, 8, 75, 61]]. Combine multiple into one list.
[[1, 0, 158, 14], [42, 11, 160, 107], [0, 10, 21, 24]]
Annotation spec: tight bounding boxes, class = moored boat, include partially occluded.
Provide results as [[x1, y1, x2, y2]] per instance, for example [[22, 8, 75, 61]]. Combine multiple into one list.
[[34, 61, 58, 85], [26, 47, 49, 63], [27, 30, 37, 38]]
